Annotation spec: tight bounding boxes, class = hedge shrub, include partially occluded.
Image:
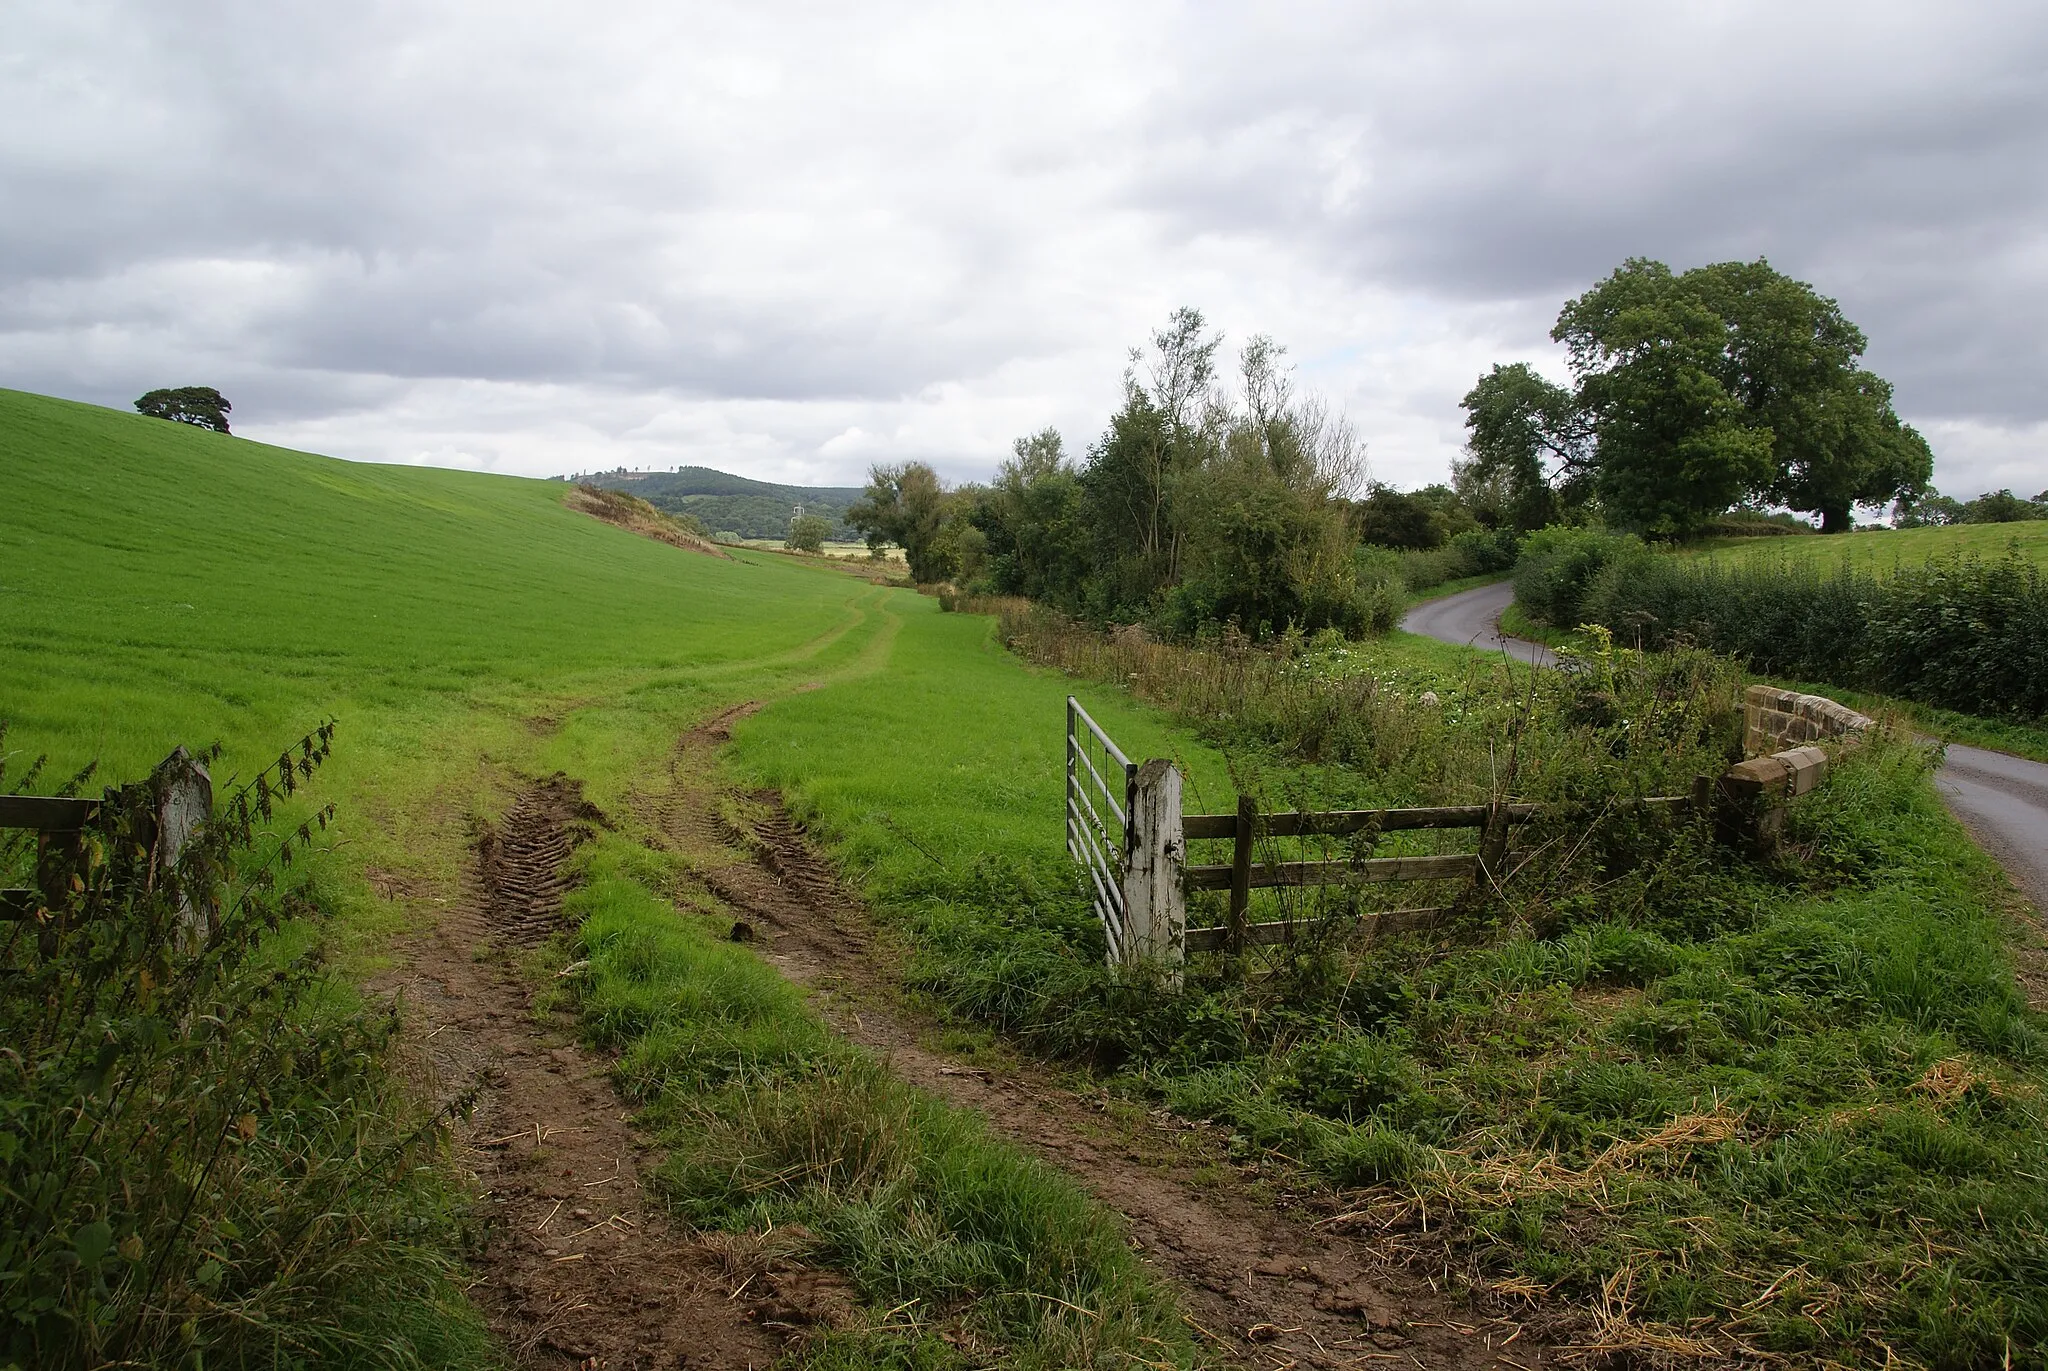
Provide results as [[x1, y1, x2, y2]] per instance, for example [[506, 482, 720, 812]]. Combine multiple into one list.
[[1575, 551, 2048, 720]]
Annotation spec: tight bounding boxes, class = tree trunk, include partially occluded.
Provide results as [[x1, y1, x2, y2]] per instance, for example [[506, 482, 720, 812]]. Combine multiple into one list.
[[1819, 504, 1852, 534]]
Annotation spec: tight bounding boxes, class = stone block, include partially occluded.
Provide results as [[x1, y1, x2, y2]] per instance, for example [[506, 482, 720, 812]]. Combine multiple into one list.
[[1723, 754, 1790, 798], [1780, 745, 1829, 797], [1741, 684, 1873, 756]]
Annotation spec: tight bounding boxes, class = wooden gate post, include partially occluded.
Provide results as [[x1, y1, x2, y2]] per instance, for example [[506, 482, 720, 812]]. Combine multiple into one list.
[[150, 747, 215, 947], [1120, 759, 1185, 988], [1475, 799, 1510, 892]]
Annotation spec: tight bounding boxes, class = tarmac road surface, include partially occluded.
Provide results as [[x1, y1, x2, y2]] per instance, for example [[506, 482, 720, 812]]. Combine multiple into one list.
[[1400, 580, 2048, 910]]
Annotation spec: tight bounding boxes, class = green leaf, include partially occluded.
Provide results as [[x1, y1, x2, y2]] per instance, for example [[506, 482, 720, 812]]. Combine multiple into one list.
[[72, 1220, 112, 1269]]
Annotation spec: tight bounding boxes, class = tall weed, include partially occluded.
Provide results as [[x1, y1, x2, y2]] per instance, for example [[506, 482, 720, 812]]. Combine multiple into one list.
[[0, 731, 488, 1371]]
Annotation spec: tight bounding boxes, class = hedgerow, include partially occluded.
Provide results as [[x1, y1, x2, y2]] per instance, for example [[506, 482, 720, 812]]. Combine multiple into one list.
[[1572, 550, 2048, 720]]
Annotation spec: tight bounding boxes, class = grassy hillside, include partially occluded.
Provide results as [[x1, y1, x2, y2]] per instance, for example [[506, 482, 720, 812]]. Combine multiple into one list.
[[1686, 519, 2048, 572], [10, 390, 2047, 1366], [0, 388, 1228, 1369]]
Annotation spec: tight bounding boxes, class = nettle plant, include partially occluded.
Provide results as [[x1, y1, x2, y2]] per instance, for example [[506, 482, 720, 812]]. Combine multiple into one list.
[[0, 724, 476, 1370]]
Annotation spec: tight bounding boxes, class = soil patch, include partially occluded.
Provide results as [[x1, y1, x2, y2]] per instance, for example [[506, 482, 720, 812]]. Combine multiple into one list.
[[566, 485, 729, 559], [374, 775, 853, 1370], [659, 713, 1558, 1370], [476, 776, 603, 947]]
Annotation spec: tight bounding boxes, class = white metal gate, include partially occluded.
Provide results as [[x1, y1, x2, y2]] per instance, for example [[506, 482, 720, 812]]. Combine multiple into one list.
[[1064, 696, 1135, 960]]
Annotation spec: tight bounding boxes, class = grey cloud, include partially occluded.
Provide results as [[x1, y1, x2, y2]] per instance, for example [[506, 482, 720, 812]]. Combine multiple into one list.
[[1, 1, 2043, 490], [1130, 3, 2048, 428]]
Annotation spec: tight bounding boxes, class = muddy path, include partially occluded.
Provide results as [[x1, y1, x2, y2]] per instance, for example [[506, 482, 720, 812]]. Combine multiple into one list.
[[374, 774, 855, 1371], [659, 706, 1557, 1371]]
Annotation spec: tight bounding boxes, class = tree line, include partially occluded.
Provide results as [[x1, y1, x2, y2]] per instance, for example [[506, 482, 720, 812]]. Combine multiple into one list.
[[846, 258, 1949, 642], [849, 309, 1386, 638]]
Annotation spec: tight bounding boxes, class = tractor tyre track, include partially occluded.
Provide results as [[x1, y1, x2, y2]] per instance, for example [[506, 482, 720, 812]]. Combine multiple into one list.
[[664, 710, 1552, 1371], [375, 774, 855, 1370]]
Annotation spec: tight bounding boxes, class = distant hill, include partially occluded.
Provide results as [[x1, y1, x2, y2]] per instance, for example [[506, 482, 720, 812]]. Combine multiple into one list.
[[577, 466, 865, 541]]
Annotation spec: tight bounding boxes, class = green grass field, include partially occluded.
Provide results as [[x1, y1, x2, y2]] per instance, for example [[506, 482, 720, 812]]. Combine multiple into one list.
[[0, 389, 1226, 1369], [1686, 520, 2048, 573], [9, 388, 2048, 1368]]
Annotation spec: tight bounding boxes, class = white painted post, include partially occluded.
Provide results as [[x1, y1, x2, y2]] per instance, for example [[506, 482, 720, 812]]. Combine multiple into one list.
[[1120, 759, 1186, 989]]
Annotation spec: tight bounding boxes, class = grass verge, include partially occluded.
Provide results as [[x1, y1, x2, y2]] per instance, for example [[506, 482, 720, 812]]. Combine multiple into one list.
[[737, 601, 2048, 1367], [559, 832, 1206, 1370]]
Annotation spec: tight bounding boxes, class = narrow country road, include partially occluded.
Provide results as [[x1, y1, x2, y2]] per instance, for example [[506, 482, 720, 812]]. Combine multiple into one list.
[[1401, 581, 2048, 910]]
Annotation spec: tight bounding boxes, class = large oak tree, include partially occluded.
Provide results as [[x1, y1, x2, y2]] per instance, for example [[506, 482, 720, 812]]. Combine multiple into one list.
[[134, 386, 232, 434], [1462, 259, 1932, 535]]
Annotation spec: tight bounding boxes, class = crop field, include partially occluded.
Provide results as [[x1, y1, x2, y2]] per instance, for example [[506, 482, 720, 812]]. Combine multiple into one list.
[[7, 388, 2048, 1369], [1686, 520, 2048, 573]]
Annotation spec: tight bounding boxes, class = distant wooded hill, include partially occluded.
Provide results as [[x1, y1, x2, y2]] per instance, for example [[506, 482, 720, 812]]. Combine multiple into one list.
[[576, 466, 865, 540]]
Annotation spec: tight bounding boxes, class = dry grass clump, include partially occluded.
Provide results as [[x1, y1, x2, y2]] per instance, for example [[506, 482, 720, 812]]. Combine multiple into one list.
[[569, 483, 729, 558]]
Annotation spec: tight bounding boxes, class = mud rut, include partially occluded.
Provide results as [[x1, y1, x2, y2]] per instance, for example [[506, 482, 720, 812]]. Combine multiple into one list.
[[378, 775, 856, 1371], [381, 706, 1559, 1370]]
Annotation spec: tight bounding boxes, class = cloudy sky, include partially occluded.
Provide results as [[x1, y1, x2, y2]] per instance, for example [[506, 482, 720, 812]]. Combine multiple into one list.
[[4, 2, 2044, 499]]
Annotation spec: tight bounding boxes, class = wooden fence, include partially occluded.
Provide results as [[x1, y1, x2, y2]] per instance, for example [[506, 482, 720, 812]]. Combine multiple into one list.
[[1067, 690, 1863, 982], [2, 749, 213, 934], [0, 794, 100, 921]]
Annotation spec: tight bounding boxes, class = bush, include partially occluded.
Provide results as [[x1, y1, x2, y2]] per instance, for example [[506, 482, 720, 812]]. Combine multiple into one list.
[[1699, 509, 1817, 538], [785, 511, 832, 553], [1576, 551, 2048, 720], [0, 730, 487, 1371], [1386, 526, 1522, 595], [1512, 525, 1648, 626]]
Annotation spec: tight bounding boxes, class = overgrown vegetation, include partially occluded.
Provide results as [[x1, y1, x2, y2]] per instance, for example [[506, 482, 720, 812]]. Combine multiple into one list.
[[739, 602, 2048, 1367], [848, 311, 1381, 639], [1518, 539, 2048, 721], [0, 727, 490, 1371], [566, 482, 726, 556]]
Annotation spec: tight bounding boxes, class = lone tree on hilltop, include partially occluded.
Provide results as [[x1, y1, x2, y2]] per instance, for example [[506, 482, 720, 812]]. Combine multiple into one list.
[[135, 387, 232, 434]]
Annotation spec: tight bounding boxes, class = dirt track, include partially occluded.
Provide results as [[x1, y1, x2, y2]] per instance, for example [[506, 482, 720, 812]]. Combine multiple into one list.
[[656, 706, 1555, 1370], [367, 695, 1562, 1368], [373, 774, 856, 1371]]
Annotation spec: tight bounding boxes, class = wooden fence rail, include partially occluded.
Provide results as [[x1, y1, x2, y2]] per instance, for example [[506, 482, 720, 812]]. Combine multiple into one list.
[[2, 749, 212, 933], [1067, 688, 1867, 985], [0, 796, 100, 921]]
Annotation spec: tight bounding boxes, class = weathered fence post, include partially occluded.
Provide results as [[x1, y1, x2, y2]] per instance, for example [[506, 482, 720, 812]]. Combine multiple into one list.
[[1120, 759, 1185, 987], [1227, 795, 1255, 955], [149, 747, 215, 946]]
